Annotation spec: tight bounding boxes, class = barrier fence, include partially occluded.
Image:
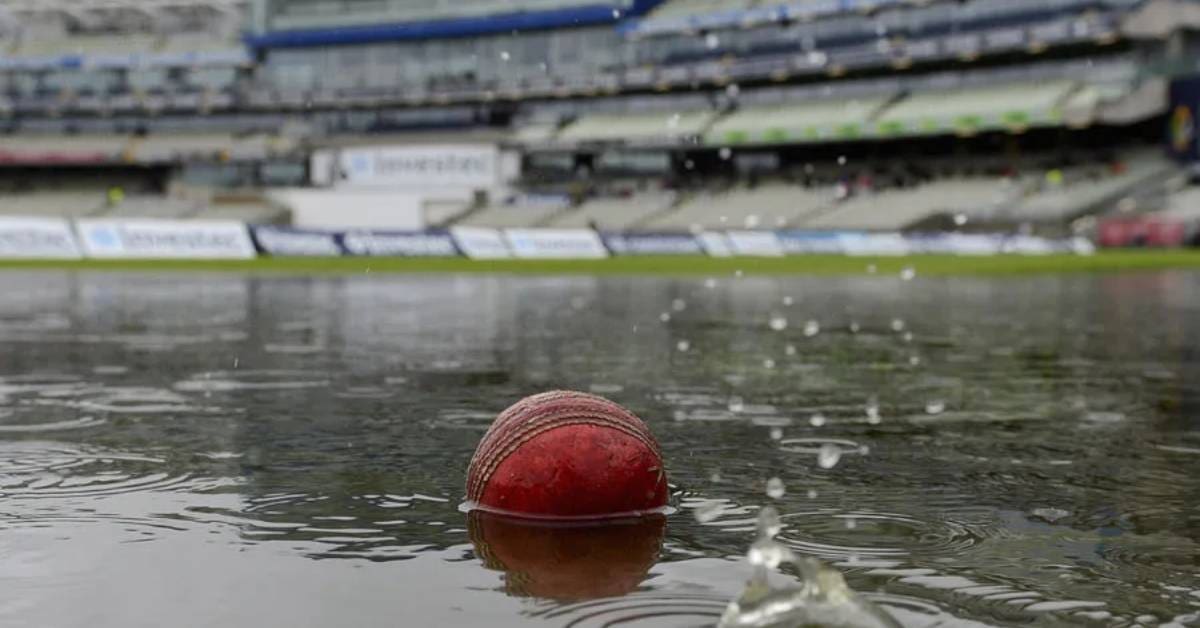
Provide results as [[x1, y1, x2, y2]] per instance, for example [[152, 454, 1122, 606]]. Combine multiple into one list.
[[0, 217, 1100, 261]]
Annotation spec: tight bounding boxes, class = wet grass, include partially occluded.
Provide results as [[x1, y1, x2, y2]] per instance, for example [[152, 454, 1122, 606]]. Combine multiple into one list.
[[2, 251, 1200, 276]]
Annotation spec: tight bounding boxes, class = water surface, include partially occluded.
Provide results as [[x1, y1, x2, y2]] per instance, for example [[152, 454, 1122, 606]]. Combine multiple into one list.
[[1, 270, 1198, 627]]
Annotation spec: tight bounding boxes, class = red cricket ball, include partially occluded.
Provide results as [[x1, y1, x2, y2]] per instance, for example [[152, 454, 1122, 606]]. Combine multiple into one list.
[[466, 391, 668, 518]]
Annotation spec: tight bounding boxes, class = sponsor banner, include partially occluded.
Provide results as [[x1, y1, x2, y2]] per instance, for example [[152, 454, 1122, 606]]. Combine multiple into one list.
[[336, 144, 499, 188], [0, 217, 83, 259], [726, 231, 785, 257], [340, 230, 459, 257], [451, 227, 512, 260], [602, 233, 704, 256], [76, 219, 256, 259], [777, 231, 846, 254], [1000, 235, 1058, 255], [251, 226, 344, 257], [910, 233, 1004, 256], [504, 229, 609, 259], [697, 232, 733, 257], [837, 233, 910, 256]]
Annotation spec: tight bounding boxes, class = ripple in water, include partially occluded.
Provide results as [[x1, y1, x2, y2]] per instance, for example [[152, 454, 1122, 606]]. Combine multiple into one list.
[[0, 442, 189, 500], [774, 510, 986, 565], [174, 370, 330, 393]]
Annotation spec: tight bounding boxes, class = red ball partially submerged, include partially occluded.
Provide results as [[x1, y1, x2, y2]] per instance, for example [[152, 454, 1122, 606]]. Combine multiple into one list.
[[466, 391, 668, 518]]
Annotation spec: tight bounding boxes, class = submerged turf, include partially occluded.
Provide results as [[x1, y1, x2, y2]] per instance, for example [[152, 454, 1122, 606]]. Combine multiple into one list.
[[1, 251, 1199, 276]]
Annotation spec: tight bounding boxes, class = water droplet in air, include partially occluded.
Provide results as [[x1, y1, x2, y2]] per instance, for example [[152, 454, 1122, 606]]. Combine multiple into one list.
[[660, 312, 671, 323], [954, 213, 968, 226], [903, 331, 913, 343], [677, 340, 691, 353], [849, 321, 861, 334], [763, 358, 776, 369], [807, 489, 819, 499], [766, 477, 785, 499], [725, 83, 740, 98], [804, 320, 820, 337], [719, 147, 732, 160], [769, 427, 783, 441], [695, 501, 723, 523], [891, 318, 906, 332], [809, 414, 827, 427], [748, 539, 790, 569], [672, 298, 687, 312], [729, 396, 745, 413], [909, 355, 922, 366], [818, 444, 842, 469], [710, 471, 722, 482], [845, 516, 858, 530], [734, 270, 744, 278], [757, 505, 783, 538], [499, 51, 510, 61], [611, 8, 621, 17], [837, 155, 847, 165], [704, 278, 718, 289], [782, 296, 794, 306], [785, 344, 797, 356], [667, 113, 682, 129], [925, 400, 946, 415], [866, 398, 881, 424], [705, 33, 720, 49], [769, 316, 788, 331], [866, 264, 877, 274], [900, 266, 916, 281]]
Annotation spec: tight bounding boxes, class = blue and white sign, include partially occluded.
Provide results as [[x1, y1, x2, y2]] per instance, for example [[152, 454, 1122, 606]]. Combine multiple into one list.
[[726, 231, 785, 257], [504, 229, 609, 259], [697, 232, 734, 257], [777, 231, 846, 254], [837, 232, 911, 256], [451, 227, 513, 259], [0, 217, 82, 259], [76, 219, 256, 259], [252, 226, 344, 257], [602, 233, 703, 256], [341, 231, 459, 257], [336, 144, 499, 189]]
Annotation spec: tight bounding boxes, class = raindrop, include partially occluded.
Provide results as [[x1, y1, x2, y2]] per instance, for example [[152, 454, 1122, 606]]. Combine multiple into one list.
[[694, 501, 723, 523], [807, 489, 819, 499], [849, 321, 861, 334], [837, 155, 847, 166], [748, 539, 790, 569], [684, 160, 695, 170], [710, 471, 722, 482], [729, 396, 745, 413], [757, 505, 783, 539], [704, 278, 718, 289], [845, 516, 858, 530], [782, 296, 794, 306], [705, 33, 720, 49], [766, 477, 785, 499], [954, 213, 968, 226], [660, 312, 671, 323], [763, 358, 776, 369], [1031, 507, 1071, 523], [769, 427, 783, 441], [891, 318, 906, 332], [785, 344, 797, 356], [925, 400, 946, 415], [725, 83, 740, 98], [818, 444, 842, 469], [866, 398, 881, 425], [900, 266, 916, 281], [803, 320, 820, 337], [903, 332, 914, 343], [719, 147, 732, 160], [677, 340, 691, 353], [611, 8, 621, 17], [809, 414, 827, 428], [672, 298, 687, 312], [866, 264, 877, 274], [499, 50, 510, 61], [667, 113, 682, 129], [734, 269, 744, 278], [769, 316, 788, 331], [909, 355, 922, 366]]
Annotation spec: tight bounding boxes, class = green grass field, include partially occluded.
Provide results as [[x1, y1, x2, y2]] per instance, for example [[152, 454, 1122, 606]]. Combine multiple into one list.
[[2, 250, 1200, 276]]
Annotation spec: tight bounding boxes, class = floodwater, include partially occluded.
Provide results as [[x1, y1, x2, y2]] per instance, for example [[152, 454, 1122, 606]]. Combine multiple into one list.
[[0, 270, 1198, 628]]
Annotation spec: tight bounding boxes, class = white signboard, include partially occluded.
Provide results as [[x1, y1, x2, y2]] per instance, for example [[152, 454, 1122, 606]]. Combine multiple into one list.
[[504, 229, 609, 259], [0, 217, 82, 259], [837, 233, 911, 256], [726, 231, 785, 257], [76, 219, 256, 259], [451, 227, 512, 260], [336, 144, 499, 189], [697, 232, 733, 258]]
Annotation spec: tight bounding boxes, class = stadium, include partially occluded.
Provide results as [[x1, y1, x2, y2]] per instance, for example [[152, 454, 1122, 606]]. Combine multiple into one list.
[[3, 1, 1200, 628]]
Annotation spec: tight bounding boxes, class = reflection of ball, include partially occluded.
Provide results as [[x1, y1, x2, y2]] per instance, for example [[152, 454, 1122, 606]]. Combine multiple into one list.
[[466, 391, 668, 518], [469, 510, 665, 600]]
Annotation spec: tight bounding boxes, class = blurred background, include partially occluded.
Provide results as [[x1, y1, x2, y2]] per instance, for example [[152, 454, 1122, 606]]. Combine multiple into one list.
[[0, 0, 1198, 255]]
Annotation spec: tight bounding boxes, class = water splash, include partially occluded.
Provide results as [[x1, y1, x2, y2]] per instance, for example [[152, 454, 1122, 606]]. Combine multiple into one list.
[[718, 507, 901, 628]]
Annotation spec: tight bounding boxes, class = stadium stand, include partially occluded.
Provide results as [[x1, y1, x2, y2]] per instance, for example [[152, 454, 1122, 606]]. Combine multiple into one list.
[[800, 178, 1015, 231], [638, 182, 836, 231], [558, 109, 718, 146], [1004, 151, 1178, 223], [457, 195, 572, 228], [546, 190, 678, 230], [707, 96, 894, 146], [874, 80, 1078, 136]]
